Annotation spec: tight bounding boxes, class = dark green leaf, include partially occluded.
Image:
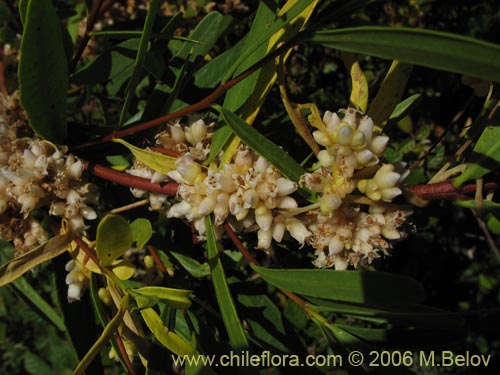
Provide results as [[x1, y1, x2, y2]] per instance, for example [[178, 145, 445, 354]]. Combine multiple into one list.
[[119, 0, 160, 125], [252, 265, 425, 305], [19, 0, 68, 143], [170, 251, 210, 278], [215, 105, 306, 182], [205, 215, 249, 349], [454, 123, 500, 186], [10, 277, 66, 332], [311, 26, 500, 83]]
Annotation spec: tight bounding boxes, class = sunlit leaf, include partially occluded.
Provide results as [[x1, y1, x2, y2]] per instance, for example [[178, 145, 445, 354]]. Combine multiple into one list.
[[130, 218, 153, 249], [252, 265, 425, 305], [0, 232, 73, 288], [96, 214, 133, 267], [368, 61, 413, 128], [19, 0, 68, 143], [133, 286, 192, 309], [113, 138, 177, 174], [206, 215, 249, 349], [348, 61, 369, 112], [135, 294, 196, 356], [311, 26, 500, 83], [109, 259, 135, 280]]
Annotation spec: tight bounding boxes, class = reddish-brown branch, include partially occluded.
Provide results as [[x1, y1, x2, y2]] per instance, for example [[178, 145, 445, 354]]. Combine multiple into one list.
[[75, 237, 100, 266], [149, 146, 181, 157], [91, 164, 179, 196], [72, 39, 299, 151], [114, 331, 137, 375], [70, 0, 105, 72], [147, 245, 167, 273], [408, 181, 498, 201], [223, 223, 259, 266]]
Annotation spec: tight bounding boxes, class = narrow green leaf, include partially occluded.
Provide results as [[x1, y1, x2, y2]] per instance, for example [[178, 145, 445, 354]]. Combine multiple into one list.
[[24, 352, 53, 375], [72, 295, 129, 375], [388, 94, 422, 123], [252, 265, 425, 305], [119, 0, 160, 125], [307, 299, 464, 329], [96, 214, 133, 267], [0, 232, 73, 288], [311, 26, 500, 83], [215, 105, 306, 182], [205, 215, 249, 349], [136, 294, 196, 356], [454, 123, 500, 186], [456, 199, 500, 212], [113, 138, 178, 174], [170, 251, 210, 278], [130, 218, 153, 249], [142, 11, 225, 120], [10, 276, 66, 332], [19, 0, 68, 143], [368, 61, 413, 128], [132, 286, 192, 309]]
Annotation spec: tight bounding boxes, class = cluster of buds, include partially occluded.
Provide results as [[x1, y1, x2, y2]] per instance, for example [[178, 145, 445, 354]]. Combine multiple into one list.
[[299, 108, 409, 269], [125, 109, 410, 269], [0, 93, 99, 254], [127, 118, 305, 249]]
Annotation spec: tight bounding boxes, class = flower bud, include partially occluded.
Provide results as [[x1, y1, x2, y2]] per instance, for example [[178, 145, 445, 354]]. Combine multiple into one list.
[[371, 135, 389, 155], [286, 219, 311, 246], [255, 204, 272, 231], [317, 149, 334, 168], [257, 229, 272, 250], [169, 123, 186, 144], [185, 119, 207, 145]]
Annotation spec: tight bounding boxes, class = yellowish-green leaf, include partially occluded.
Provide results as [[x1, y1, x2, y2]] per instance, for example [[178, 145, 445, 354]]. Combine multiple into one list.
[[221, 0, 319, 164], [347, 59, 369, 112], [96, 214, 133, 267], [133, 286, 192, 309], [72, 295, 129, 375], [130, 218, 153, 249], [110, 259, 135, 280], [368, 61, 413, 129], [0, 232, 73, 288], [136, 295, 196, 356], [113, 138, 177, 174]]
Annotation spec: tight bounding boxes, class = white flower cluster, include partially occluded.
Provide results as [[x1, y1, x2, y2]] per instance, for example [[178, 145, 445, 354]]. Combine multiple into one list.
[[300, 108, 409, 269], [65, 258, 90, 302], [127, 118, 306, 249], [0, 93, 99, 254], [126, 109, 410, 269]]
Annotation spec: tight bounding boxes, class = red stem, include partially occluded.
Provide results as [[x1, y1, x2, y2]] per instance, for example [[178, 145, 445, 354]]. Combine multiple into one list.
[[408, 181, 498, 200], [223, 223, 259, 266], [91, 164, 179, 196], [147, 244, 167, 273], [75, 237, 100, 266]]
